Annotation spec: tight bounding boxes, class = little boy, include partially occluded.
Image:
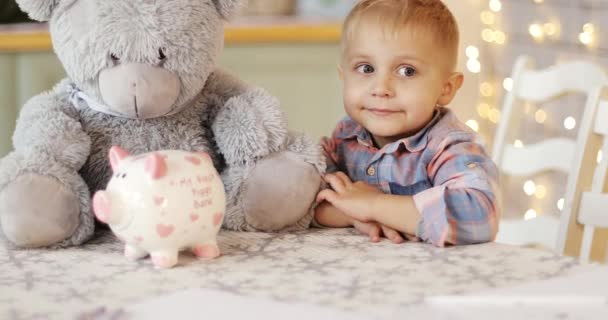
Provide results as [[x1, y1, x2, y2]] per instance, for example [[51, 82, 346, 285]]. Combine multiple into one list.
[[314, 0, 500, 247]]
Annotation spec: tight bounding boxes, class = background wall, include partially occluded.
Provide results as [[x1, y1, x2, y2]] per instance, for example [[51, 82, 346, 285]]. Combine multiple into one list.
[[0, 0, 484, 157]]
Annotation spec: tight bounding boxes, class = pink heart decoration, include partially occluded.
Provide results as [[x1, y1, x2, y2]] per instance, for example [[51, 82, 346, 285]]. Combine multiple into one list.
[[213, 212, 224, 226], [153, 196, 166, 207], [190, 214, 200, 222], [185, 156, 201, 166], [156, 224, 174, 238]]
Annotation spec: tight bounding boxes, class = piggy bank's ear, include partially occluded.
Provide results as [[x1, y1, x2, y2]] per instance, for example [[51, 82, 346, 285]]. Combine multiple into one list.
[[15, 0, 61, 22], [109, 146, 130, 172], [211, 0, 244, 19], [144, 153, 167, 180]]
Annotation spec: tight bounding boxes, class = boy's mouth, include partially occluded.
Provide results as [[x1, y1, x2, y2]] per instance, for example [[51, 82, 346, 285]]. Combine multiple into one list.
[[365, 108, 400, 117]]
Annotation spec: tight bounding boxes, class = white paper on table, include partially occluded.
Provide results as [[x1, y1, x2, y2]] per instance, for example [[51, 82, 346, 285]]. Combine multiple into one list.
[[398, 265, 608, 320], [427, 265, 608, 306], [124, 289, 372, 320]]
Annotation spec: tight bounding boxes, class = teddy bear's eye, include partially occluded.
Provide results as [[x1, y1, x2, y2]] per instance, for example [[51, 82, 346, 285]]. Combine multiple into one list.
[[110, 53, 120, 61], [158, 48, 166, 61]]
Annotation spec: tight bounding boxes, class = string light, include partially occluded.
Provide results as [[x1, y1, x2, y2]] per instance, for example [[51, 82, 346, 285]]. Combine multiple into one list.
[[529, 23, 545, 41], [543, 22, 560, 39], [524, 209, 537, 220], [480, 11, 496, 25], [564, 117, 577, 130], [481, 28, 506, 44], [466, 45, 480, 59], [488, 108, 500, 123], [482, 28, 496, 42], [535, 185, 547, 199], [466, 120, 480, 132], [489, 0, 502, 12], [494, 30, 506, 44], [480, 82, 494, 97], [474, 1, 602, 226], [579, 23, 597, 47], [477, 103, 491, 119], [534, 109, 547, 124], [467, 60, 481, 73], [514, 140, 524, 148], [503, 77, 513, 91], [524, 180, 537, 196]]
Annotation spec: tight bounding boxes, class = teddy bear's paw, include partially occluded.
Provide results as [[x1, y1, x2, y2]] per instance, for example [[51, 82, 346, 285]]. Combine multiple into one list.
[[213, 88, 290, 165], [240, 88, 289, 154], [0, 173, 80, 248], [285, 132, 327, 174], [213, 95, 270, 165], [241, 151, 322, 231]]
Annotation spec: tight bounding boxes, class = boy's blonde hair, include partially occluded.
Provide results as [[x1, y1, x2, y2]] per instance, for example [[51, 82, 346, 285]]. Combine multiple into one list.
[[342, 0, 460, 70]]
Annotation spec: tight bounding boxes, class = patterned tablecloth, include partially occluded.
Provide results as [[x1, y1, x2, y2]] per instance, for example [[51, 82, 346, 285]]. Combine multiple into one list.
[[1, 228, 584, 319]]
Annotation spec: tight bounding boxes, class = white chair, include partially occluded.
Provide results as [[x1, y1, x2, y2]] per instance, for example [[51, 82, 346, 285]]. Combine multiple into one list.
[[573, 99, 608, 263], [492, 55, 608, 256]]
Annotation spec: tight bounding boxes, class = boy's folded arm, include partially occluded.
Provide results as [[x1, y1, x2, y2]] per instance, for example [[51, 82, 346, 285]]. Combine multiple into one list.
[[313, 202, 353, 228], [413, 186, 499, 246], [414, 137, 501, 247]]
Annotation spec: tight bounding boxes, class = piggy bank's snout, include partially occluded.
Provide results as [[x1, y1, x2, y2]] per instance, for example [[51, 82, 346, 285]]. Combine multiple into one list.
[[93, 191, 112, 224]]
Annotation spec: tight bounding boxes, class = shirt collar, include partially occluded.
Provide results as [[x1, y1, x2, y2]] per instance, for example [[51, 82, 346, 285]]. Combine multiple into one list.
[[336, 108, 442, 153]]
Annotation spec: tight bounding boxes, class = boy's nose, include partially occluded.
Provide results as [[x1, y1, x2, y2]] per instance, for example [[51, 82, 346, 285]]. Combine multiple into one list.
[[371, 77, 395, 98]]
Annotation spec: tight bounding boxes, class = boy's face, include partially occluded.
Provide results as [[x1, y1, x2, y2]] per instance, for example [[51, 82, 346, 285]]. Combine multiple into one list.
[[340, 20, 462, 148]]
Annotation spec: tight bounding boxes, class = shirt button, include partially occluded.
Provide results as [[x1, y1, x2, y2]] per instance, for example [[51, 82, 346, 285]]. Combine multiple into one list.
[[467, 163, 478, 169], [367, 166, 376, 176]]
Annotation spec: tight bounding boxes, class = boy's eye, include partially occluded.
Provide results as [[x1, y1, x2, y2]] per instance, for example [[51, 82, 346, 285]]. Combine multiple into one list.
[[356, 64, 375, 74], [398, 66, 416, 77]]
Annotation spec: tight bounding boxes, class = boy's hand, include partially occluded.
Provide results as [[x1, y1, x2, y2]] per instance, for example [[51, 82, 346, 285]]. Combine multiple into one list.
[[316, 172, 381, 222], [353, 220, 404, 244]]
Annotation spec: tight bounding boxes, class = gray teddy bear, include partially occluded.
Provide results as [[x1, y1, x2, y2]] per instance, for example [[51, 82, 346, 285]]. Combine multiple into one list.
[[0, 0, 325, 248]]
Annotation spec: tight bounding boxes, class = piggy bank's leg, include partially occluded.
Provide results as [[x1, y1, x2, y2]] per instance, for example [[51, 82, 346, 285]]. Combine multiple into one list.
[[124, 244, 148, 260], [150, 251, 179, 269], [192, 242, 220, 259], [222, 133, 324, 232]]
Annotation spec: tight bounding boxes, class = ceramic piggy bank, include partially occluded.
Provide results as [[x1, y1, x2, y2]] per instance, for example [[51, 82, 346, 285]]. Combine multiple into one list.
[[93, 146, 225, 269]]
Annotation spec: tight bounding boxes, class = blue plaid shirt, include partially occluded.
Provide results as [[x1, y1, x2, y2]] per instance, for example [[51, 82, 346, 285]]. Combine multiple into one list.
[[321, 107, 500, 246]]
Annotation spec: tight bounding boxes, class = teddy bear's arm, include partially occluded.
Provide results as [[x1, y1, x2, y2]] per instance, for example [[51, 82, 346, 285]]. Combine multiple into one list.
[[11, 84, 91, 170], [209, 69, 288, 165], [205, 69, 325, 232], [0, 81, 94, 247]]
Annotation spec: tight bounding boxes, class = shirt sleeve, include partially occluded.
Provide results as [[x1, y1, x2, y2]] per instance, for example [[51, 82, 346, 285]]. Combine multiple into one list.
[[320, 123, 345, 174], [413, 132, 501, 247]]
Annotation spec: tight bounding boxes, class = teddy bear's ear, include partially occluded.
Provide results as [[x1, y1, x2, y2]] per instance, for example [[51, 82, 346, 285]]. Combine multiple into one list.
[[15, 0, 61, 22], [211, 0, 244, 19]]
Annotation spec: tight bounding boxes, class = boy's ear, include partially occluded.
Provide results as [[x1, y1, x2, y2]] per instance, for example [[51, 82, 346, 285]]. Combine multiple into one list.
[[211, 0, 244, 19], [337, 65, 344, 81], [437, 72, 464, 106], [16, 0, 61, 22]]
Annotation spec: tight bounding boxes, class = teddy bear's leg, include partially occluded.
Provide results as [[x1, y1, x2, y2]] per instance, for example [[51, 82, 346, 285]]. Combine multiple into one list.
[[213, 88, 325, 232], [242, 151, 322, 231], [0, 152, 94, 248], [243, 132, 324, 231], [221, 133, 324, 232]]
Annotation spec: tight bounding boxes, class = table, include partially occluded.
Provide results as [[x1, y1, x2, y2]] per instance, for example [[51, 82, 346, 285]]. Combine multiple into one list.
[[0, 228, 587, 319]]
